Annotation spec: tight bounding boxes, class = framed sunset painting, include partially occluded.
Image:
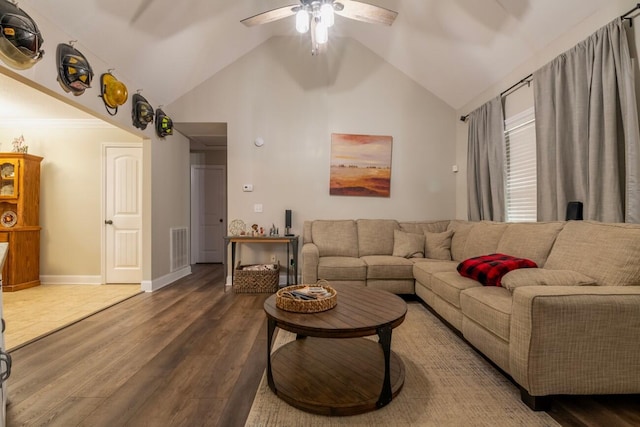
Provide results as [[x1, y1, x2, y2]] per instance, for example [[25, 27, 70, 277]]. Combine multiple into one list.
[[330, 133, 393, 197]]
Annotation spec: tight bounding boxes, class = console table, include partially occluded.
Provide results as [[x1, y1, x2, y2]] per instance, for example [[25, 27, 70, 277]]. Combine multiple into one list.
[[223, 235, 299, 286]]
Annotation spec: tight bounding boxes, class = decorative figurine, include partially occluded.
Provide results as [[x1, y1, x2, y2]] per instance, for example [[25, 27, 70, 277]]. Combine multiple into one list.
[[11, 134, 28, 153]]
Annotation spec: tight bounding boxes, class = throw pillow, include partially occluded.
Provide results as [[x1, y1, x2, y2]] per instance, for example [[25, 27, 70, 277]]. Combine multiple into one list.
[[457, 253, 537, 286], [501, 269, 596, 292], [392, 229, 425, 258], [424, 230, 453, 260]]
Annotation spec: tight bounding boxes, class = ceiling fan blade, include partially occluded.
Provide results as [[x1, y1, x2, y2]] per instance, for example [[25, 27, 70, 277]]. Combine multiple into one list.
[[335, 0, 398, 26], [241, 4, 298, 27]]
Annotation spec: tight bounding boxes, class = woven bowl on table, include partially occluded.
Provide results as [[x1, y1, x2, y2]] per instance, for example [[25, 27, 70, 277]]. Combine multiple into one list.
[[275, 282, 337, 313]]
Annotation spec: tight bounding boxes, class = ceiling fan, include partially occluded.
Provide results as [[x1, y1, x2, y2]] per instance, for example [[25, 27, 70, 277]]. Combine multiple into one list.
[[241, 0, 398, 55]]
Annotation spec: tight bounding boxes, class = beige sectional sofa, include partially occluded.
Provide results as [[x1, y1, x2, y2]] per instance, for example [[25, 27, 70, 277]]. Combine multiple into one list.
[[301, 219, 640, 409]]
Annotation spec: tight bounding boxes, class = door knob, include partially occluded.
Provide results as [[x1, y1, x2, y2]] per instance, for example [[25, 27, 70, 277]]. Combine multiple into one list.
[[105, 220, 113, 225], [219, 219, 223, 223]]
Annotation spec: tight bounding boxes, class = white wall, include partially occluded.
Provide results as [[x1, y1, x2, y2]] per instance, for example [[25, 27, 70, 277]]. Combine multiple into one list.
[[454, 0, 637, 219], [169, 36, 457, 266]]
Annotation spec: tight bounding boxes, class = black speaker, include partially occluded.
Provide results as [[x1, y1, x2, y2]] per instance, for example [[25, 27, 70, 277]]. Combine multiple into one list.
[[565, 201, 583, 221], [285, 210, 292, 235]]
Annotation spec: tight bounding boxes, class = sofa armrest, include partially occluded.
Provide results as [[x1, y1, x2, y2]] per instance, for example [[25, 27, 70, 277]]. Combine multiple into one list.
[[301, 242, 319, 284], [509, 285, 640, 397]]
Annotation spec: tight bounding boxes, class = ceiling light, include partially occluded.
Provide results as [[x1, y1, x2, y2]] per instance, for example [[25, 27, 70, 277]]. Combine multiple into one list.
[[320, 3, 334, 27], [294, 0, 340, 54], [295, 9, 310, 33], [315, 21, 328, 44]]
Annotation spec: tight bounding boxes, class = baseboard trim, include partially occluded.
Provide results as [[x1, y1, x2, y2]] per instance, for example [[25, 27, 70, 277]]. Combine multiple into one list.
[[142, 266, 192, 292], [40, 275, 103, 285]]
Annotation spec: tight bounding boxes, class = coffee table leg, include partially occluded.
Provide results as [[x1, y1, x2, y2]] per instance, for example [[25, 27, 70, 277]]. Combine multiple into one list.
[[267, 318, 277, 393], [376, 324, 393, 408]]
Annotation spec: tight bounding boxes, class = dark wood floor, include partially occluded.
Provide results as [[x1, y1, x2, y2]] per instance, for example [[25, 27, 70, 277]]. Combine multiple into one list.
[[6, 264, 640, 426]]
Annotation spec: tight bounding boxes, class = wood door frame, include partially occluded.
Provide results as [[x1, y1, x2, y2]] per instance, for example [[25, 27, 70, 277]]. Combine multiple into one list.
[[190, 164, 226, 264], [101, 142, 144, 285]]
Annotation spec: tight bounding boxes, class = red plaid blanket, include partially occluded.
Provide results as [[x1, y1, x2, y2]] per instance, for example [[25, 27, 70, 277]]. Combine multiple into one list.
[[457, 253, 537, 286]]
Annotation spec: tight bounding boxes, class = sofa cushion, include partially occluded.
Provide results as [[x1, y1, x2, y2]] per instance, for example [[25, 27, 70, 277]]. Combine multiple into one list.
[[460, 286, 512, 342], [424, 230, 453, 260], [413, 260, 458, 290], [317, 256, 366, 281], [496, 222, 564, 267], [357, 219, 399, 257], [392, 229, 425, 258], [447, 220, 473, 261], [462, 222, 509, 260], [312, 220, 358, 257], [431, 271, 482, 308], [362, 255, 414, 279], [501, 268, 596, 292], [545, 221, 640, 286], [457, 253, 537, 286], [399, 220, 450, 234]]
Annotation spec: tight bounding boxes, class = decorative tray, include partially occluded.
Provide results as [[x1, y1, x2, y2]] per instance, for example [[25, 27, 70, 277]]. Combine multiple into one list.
[[275, 282, 337, 313]]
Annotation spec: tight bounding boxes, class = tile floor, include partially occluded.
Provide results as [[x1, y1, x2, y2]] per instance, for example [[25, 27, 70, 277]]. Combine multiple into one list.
[[2, 284, 142, 350]]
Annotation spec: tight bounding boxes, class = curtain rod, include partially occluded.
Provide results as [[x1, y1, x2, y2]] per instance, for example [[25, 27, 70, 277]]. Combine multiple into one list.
[[460, 3, 640, 123], [622, 3, 640, 25], [459, 74, 533, 122]]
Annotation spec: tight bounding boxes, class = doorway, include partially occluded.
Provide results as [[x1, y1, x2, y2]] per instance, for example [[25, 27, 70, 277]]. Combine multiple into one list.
[[176, 122, 228, 265], [103, 144, 143, 283], [191, 165, 226, 263]]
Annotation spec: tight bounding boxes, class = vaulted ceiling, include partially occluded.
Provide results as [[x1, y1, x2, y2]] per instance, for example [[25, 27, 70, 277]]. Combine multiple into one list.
[[18, 0, 617, 110]]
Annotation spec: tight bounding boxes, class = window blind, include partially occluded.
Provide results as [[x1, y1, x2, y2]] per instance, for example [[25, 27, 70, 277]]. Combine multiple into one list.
[[504, 107, 536, 222]]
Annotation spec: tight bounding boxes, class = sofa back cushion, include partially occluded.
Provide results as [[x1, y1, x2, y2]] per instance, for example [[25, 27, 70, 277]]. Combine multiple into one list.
[[462, 222, 509, 260], [447, 220, 473, 261], [399, 220, 450, 234], [496, 222, 565, 267], [357, 219, 399, 256], [311, 220, 359, 257], [544, 221, 640, 286]]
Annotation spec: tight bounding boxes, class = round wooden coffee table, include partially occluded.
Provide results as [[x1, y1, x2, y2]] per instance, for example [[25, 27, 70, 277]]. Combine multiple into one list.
[[263, 285, 407, 416]]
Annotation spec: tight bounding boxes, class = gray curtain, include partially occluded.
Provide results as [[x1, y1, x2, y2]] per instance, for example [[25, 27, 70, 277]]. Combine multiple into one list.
[[534, 18, 640, 223], [467, 96, 506, 221]]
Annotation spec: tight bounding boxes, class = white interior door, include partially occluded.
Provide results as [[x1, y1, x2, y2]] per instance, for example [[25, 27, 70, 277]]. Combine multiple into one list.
[[105, 146, 143, 283], [191, 165, 225, 263]]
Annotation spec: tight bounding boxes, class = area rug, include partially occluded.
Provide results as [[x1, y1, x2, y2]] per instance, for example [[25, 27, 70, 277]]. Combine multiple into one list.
[[245, 302, 559, 427]]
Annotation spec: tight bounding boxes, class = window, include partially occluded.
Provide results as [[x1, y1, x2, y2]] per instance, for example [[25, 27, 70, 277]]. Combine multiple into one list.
[[504, 107, 536, 222]]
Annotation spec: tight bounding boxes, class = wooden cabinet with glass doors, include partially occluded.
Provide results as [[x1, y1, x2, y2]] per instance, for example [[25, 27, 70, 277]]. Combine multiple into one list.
[[0, 153, 43, 291]]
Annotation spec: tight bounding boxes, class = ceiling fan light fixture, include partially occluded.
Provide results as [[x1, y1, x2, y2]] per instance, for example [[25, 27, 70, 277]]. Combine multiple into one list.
[[320, 2, 334, 27], [295, 9, 310, 33], [315, 20, 328, 44]]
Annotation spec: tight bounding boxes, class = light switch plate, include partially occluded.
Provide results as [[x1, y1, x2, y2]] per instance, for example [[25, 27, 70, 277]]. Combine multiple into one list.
[[254, 203, 263, 213]]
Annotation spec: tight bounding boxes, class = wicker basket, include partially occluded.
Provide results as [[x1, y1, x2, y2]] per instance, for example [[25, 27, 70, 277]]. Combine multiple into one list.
[[275, 282, 337, 313], [233, 261, 280, 293]]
